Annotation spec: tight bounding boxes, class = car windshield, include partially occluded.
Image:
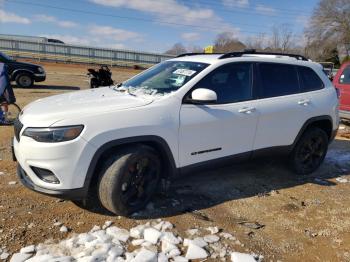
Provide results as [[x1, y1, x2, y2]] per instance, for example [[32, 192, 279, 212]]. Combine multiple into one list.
[[0, 52, 12, 61], [121, 61, 209, 95]]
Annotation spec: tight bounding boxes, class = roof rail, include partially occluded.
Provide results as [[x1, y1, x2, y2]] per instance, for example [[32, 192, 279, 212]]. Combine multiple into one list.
[[219, 49, 308, 61], [176, 52, 218, 58], [176, 50, 309, 61]]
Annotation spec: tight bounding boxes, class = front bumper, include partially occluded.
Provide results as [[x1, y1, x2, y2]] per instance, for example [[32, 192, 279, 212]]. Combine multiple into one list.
[[17, 164, 87, 200], [13, 124, 96, 194], [34, 73, 46, 82]]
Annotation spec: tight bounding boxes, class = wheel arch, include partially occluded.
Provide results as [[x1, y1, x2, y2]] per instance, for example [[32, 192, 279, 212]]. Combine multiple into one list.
[[83, 136, 177, 191], [292, 115, 334, 149], [11, 69, 34, 81]]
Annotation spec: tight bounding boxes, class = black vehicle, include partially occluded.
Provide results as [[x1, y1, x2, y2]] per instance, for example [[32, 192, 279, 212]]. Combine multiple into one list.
[[87, 65, 114, 88], [0, 51, 46, 88], [47, 38, 65, 44]]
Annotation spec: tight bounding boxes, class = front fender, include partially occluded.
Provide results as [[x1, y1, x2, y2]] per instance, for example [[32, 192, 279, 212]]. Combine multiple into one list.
[[83, 135, 178, 190]]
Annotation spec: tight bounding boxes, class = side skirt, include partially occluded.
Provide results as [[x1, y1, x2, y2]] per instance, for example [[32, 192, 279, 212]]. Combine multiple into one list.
[[177, 146, 293, 178]]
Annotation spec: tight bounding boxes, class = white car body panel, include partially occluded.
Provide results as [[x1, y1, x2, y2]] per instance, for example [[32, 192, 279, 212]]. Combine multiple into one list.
[[20, 87, 153, 126], [253, 92, 315, 150], [13, 54, 339, 192], [13, 134, 95, 189], [179, 101, 259, 167]]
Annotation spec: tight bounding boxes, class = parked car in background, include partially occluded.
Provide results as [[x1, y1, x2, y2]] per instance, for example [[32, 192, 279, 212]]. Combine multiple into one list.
[[319, 62, 335, 81], [0, 34, 64, 44], [332, 68, 339, 79], [333, 61, 350, 120], [47, 39, 65, 44], [0, 51, 46, 88]]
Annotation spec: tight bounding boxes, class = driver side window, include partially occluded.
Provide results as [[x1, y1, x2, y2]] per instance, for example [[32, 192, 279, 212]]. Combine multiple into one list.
[[192, 62, 253, 104]]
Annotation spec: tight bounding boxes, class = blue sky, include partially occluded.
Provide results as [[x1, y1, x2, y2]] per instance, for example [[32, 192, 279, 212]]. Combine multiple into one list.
[[0, 0, 319, 53]]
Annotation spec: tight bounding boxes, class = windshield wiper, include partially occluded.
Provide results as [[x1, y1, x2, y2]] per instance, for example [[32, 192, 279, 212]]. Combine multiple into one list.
[[113, 85, 136, 96], [112, 83, 124, 91], [126, 87, 136, 96]]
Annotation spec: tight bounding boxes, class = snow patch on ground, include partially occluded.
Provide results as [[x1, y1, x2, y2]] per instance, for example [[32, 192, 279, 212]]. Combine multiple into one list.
[[231, 252, 257, 262], [336, 177, 349, 183], [9, 220, 262, 262]]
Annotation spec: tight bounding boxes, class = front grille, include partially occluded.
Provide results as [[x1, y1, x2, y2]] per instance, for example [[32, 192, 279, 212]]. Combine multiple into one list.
[[14, 118, 23, 142]]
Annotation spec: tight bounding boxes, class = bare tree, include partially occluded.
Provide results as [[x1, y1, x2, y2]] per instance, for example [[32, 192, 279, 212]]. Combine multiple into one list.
[[245, 33, 267, 50], [306, 0, 350, 59], [268, 24, 294, 53], [165, 43, 187, 56], [304, 37, 341, 63], [187, 45, 203, 53], [214, 32, 246, 53], [270, 25, 281, 51], [304, 38, 325, 60], [280, 24, 293, 52]]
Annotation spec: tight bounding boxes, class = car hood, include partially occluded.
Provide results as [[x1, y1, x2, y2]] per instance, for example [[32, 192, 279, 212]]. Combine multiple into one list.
[[20, 87, 153, 126], [7, 60, 40, 69]]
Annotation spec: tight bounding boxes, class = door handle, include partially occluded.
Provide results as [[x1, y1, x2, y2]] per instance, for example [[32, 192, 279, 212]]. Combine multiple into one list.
[[298, 99, 310, 106], [238, 107, 256, 114]]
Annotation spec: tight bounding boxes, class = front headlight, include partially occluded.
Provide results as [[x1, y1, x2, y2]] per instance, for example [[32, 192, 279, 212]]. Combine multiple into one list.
[[22, 125, 84, 143], [37, 67, 44, 73]]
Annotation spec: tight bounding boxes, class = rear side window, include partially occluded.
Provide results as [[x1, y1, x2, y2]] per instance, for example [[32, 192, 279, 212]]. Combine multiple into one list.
[[298, 66, 324, 92], [258, 63, 299, 98], [339, 66, 350, 84]]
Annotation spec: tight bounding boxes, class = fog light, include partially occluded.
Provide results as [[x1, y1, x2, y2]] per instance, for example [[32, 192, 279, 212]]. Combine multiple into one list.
[[31, 166, 60, 184]]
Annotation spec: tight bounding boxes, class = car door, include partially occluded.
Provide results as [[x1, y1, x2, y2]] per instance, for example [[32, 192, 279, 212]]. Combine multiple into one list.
[[253, 63, 322, 150], [178, 62, 259, 167], [334, 64, 350, 113]]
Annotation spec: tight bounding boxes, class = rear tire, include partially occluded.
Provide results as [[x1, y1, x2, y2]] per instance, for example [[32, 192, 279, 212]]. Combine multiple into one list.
[[290, 127, 329, 175], [98, 145, 161, 216], [15, 73, 34, 88]]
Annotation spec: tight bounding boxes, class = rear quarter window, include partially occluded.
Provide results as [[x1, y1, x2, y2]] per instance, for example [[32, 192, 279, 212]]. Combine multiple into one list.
[[298, 66, 324, 92], [339, 66, 350, 84]]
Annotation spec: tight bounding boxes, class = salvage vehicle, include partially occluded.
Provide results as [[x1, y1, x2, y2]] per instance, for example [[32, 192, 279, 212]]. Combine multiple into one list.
[[0, 51, 46, 88], [13, 50, 339, 215], [333, 61, 350, 120]]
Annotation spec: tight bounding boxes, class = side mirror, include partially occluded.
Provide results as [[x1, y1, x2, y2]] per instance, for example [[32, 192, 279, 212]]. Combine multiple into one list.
[[190, 88, 217, 104]]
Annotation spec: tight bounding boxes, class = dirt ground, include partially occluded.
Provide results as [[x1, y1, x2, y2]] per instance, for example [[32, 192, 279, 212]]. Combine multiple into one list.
[[0, 61, 350, 262]]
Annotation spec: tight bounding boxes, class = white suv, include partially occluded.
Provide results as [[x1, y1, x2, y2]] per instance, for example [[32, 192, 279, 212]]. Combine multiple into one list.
[[13, 51, 339, 215]]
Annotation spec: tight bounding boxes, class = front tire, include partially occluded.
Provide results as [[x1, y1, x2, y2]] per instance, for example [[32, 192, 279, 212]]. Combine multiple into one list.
[[90, 78, 99, 89], [15, 73, 34, 88], [290, 127, 329, 175], [98, 145, 161, 216]]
